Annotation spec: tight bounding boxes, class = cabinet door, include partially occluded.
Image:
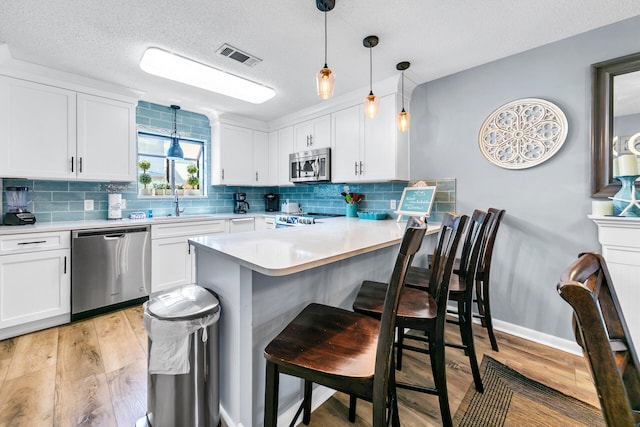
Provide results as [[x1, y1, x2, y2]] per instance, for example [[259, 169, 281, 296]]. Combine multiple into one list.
[[151, 236, 192, 293], [310, 115, 331, 149], [277, 126, 294, 185], [0, 249, 70, 328], [293, 120, 313, 152], [77, 93, 136, 181], [219, 124, 254, 185], [0, 76, 76, 179], [331, 105, 362, 182], [268, 131, 279, 186], [294, 115, 331, 151], [253, 131, 269, 185], [363, 94, 397, 181], [229, 217, 255, 233]]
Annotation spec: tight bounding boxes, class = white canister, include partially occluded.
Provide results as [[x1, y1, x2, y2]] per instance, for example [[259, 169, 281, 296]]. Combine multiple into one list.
[[591, 200, 614, 217], [108, 193, 122, 219]]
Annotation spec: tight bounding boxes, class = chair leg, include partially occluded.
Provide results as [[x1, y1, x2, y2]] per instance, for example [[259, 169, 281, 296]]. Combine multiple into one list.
[[482, 278, 499, 352], [429, 334, 452, 427], [303, 380, 312, 424], [396, 326, 404, 370], [264, 361, 279, 427], [348, 395, 357, 422], [475, 278, 487, 327], [389, 354, 400, 427], [459, 300, 483, 392]]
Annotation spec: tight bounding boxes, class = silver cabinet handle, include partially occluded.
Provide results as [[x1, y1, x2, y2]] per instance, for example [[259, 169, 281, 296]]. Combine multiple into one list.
[[359, 161, 363, 175], [309, 135, 313, 146], [79, 157, 83, 173], [256, 171, 259, 182], [221, 168, 225, 180], [71, 157, 75, 173], [17, 240, 47, 245], [64, 256, 67, 274]]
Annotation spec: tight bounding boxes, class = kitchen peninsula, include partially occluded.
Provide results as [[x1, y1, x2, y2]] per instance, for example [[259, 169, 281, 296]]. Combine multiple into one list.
[[190, 217, 440, 427]]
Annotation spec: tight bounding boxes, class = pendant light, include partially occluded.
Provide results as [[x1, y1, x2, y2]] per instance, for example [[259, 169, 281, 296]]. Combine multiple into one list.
[[396, 61, 410, 132], [363, 35, 379, 119], [167, 105, 184, 159], [316, 0, 336, 100]]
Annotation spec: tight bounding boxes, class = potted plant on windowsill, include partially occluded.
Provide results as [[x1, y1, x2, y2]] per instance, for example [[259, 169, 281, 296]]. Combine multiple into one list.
[[153, 182, 165, 196], [186, 164, 200, 196], [138, 160, 153, 196], [176, 184, 185, 196]]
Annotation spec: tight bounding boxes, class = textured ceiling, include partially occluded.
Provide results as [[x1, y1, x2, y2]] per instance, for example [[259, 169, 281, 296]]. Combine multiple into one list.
[[1, 0, 640, 122]]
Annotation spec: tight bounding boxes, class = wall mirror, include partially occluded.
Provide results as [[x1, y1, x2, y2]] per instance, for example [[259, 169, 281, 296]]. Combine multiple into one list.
[[592, 52, 640, 197]]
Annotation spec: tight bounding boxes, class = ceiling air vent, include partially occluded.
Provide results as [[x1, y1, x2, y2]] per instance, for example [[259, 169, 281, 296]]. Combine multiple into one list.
[[216, 44, 262, 67]]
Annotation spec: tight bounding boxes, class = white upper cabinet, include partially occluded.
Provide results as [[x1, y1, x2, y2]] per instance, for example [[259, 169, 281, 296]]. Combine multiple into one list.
[[0, 75, 136, 181], [0, 76, 76, 179], [267, 126, 294, 186], [252, 130, 269, 185], [77, 93, 136, 181], [331, 94, 408, 183], [293, 114, 331, 152], [212, 121, 269, 186]]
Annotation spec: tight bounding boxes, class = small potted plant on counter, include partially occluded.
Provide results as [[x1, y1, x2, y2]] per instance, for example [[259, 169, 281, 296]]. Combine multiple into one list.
[[176, 184, 185, 196], [138, 160, 153, 196], [186, 164, 200, 195]]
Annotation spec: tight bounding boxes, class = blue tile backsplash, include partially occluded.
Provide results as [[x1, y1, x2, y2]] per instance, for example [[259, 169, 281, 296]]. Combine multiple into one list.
[[2, 101, 456, 223]]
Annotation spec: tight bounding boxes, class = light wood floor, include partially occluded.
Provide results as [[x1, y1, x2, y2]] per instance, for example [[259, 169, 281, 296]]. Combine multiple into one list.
[[0, 305, 599, 427]]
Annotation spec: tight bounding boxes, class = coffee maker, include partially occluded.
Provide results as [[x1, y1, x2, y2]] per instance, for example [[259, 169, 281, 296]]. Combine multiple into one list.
[[233, 193, 250, 214], [264, 193, 279, 212], [4, 186, 36, 225]]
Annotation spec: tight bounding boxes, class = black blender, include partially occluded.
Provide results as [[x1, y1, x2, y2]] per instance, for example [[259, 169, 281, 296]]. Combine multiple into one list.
[[4, 186, 36, 225]]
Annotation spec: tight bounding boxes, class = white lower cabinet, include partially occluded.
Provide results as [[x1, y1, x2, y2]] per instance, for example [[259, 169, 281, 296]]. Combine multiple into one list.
[[151, 220, 228, 293], [0, 231, 71, 339], [229, 217, 255, 233]]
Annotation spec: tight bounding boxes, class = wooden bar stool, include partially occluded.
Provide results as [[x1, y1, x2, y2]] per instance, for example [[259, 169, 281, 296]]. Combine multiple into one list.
[[404, 209, 491, 392], [263, 224, 427, 427], [557, 252, 640, 427], [351, 212, 468, 427], [409, 207, 505, 352]]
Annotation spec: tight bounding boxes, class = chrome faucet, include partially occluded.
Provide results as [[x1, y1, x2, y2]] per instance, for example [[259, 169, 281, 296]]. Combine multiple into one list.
[[174, 189, 185, 217]]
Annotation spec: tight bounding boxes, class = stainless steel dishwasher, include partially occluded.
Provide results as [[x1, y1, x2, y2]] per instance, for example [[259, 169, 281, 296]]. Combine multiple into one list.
[[72, 226, 150, 320]]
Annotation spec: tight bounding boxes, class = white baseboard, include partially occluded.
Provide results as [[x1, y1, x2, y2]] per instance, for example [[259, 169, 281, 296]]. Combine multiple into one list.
[[490, 318, 582, 356]]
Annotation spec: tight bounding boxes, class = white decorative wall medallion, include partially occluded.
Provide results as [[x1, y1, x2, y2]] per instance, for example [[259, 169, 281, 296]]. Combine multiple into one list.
[[478, 98, 568, 169]]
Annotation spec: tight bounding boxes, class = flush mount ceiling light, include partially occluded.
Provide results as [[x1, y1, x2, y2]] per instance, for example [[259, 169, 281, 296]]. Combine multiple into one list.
[[396, 61, 410, 132], [316, 0, 336, 100], [363, 35, 379, 119], [167, 104, 184, 159], [139, 47, 276, 104]]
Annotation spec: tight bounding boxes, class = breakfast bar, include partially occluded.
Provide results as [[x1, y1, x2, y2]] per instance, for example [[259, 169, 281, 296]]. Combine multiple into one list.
[[189, 217, 440, 427]]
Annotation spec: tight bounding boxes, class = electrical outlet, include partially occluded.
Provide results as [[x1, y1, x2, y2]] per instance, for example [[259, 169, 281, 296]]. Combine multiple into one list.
[[390, 199, 397, 210], [84, 200, 94, 211]]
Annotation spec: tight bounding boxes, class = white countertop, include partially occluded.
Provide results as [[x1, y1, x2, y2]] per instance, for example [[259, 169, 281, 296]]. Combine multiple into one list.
[[190, 217, 440, 276], [0, 212, 277, 235]]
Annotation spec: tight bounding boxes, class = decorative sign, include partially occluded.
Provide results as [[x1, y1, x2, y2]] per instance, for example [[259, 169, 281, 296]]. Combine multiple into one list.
[[396, 184, 436, 221], [478, 98, 568, 169]]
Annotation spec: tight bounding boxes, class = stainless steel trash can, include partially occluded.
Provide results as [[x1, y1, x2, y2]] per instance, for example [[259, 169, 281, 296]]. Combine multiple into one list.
[[138, 285, 221, 427]]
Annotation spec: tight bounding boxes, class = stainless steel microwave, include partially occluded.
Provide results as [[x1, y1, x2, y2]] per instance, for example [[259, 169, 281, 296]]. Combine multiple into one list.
[[289, 147, 330, 183]]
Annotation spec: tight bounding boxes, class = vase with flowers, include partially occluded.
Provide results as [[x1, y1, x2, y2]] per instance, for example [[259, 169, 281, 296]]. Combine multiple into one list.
[[341, 186, 364, 217]]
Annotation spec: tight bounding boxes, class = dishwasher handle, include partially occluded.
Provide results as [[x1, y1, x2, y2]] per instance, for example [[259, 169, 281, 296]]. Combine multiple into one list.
[[73, 226, 149, 239], [103, 233, 126, 240]]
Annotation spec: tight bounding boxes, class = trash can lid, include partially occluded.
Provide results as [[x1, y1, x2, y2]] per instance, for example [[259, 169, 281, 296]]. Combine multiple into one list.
[[147, 285, 220, 320]]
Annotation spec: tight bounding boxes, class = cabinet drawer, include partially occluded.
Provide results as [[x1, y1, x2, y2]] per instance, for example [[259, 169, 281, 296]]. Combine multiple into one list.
[[0, 231, 71, 254], [151, 220, 228, 239]]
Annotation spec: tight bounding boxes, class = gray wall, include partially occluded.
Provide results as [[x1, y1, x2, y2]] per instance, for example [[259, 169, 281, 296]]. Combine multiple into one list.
[[409, 15, 640, 341]]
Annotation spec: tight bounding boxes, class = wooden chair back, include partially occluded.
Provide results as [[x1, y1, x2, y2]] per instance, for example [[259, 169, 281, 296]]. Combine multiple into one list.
[[458, 210, 491, 291], [557, 252, 640, 427], [478, 208, 505, 281], [427, 212, 468, 303], [373, 223, 426, 425]]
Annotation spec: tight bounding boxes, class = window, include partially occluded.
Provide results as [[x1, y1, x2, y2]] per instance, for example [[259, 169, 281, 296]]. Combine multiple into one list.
[[137, 131, 205, 196]]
